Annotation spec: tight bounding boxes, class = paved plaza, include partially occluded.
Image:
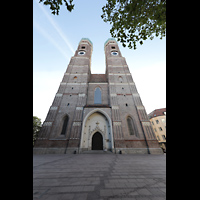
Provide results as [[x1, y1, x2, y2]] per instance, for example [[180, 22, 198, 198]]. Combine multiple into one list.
[[33, 153, 166, 200]]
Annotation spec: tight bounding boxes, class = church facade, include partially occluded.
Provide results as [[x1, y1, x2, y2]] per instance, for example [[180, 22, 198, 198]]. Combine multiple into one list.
[[34, 38, 163, 154]]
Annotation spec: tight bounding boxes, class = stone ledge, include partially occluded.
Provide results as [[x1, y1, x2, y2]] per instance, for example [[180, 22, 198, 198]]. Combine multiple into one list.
[[33, 148, 66, 154]]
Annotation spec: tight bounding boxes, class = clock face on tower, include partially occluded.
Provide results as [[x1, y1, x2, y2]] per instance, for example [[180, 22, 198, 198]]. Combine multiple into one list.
[[78, 51, 85, 55], [111, 51, 118, 56]]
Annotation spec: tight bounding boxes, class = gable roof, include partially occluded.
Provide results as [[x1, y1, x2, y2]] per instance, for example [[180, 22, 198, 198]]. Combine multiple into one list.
[[148, 108, 166, 119], [89, 74, 107, 83]]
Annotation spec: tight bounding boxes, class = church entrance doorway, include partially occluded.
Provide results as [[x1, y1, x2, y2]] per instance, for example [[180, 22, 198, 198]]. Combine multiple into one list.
[[92, 132, 103, 150], [80, 109, 114, 153]]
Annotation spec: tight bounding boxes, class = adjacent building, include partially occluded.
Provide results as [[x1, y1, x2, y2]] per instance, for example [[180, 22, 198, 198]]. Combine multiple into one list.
[[148, 108, 166, 151]]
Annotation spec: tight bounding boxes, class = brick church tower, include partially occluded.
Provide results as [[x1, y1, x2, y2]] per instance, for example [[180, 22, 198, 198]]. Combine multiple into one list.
[[34, 38, 163, 154]]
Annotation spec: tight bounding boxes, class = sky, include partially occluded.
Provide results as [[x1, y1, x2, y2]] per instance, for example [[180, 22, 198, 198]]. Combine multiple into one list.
[[33, 0, 166, 123]]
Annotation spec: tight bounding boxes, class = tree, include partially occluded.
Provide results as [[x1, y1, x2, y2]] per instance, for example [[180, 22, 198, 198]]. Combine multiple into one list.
[[33, 116, 42, 146], [39, 0, 75, 15], [101, 0, 166, 49], [39, 0, 166, 50]]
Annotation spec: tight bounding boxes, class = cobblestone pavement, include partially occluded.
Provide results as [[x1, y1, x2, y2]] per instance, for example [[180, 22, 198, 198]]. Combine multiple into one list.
[[33, 154, 166, 200]]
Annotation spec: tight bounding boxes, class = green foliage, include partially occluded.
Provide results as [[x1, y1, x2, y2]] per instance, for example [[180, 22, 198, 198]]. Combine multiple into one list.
[[33, 116, 42, 146], [101, 0, 166, 49], [39, 0, 74, 15]]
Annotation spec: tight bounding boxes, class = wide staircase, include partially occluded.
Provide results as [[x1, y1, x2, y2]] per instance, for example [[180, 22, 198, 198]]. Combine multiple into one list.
[[81, 150, 113, 154]]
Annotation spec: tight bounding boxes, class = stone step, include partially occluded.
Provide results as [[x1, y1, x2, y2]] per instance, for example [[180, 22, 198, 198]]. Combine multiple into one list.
[[81, 150, 113, 154]]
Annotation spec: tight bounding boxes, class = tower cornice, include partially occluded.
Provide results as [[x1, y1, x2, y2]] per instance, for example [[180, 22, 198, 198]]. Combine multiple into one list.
[[79, 38, 93, 50], [104, 38, 117, 48]]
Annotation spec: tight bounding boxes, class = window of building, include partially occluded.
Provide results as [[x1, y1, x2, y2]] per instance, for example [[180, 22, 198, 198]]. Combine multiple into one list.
[[157, 135, 160, 141], [159, 127, 163, 131], [161, 118, 166, 123], [127, 117, 134, 135], [94, 87, 102, 104], [111, 46, 115, 49], [152, 121, 154, 125], [126, 103, 128, 106], [162, 135, 166, 140], [74, 76, 77, 80], [81, 46, 85, 49], [156, 120, 159, 124], [127, 116, 139, 137], [60, 115, 68, 135], [154, 128, 157, 132]]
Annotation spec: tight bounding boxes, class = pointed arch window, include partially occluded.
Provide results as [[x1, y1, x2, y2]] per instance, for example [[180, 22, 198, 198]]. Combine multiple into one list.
[[60, 115, 68, 135], [94, 87, 102, 104], [127, 116, 139, 137]]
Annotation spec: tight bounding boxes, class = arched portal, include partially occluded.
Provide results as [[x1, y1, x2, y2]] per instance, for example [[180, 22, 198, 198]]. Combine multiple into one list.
[[80, 109, 114, 152], [92, 132, 103, 150]]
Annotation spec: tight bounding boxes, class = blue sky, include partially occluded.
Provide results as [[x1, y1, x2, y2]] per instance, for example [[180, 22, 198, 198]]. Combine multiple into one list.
[[33, 0, 166, 122]]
